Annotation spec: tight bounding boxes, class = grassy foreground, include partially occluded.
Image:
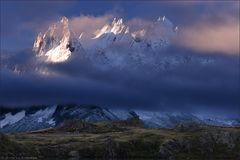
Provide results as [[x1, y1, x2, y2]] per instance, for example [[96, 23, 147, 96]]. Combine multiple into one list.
[[0, 120, 240, 160]]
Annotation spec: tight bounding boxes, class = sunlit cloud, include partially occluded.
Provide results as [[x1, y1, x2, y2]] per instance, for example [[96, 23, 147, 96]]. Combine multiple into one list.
[[175, 16, 239, 55]]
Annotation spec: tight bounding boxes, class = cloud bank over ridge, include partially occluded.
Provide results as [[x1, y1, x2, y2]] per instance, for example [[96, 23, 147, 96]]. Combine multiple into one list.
[[0, 1, 239, 117]]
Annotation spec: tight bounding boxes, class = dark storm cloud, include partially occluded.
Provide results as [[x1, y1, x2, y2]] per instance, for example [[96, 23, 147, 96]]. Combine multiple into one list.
[[0, 68, 147, 108], [1, 46, 239, 115]]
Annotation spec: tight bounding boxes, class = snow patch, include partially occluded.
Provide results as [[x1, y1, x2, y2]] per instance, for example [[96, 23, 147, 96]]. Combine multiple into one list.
[[45, 44, 71, 63], [38, 117, 43, 123], [47, 118, 55, 126], [0, 111, 25, 128], [32, 105, 57, 123]]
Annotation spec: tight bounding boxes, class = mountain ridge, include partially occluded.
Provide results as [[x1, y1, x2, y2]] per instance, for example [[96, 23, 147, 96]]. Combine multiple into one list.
[[33, 16, 177, 64], [29, 16, 217, 73], [1, 104, 239, 132]]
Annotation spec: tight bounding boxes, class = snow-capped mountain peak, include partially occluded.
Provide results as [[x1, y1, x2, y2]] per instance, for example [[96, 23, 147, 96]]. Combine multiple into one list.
[[174, 26, 179, 32], [111, 18, 129, 34], [33, 32, 44, 54], [60, 16, 68, 24], [32, 16, 204, 69], [156, 16, 173, 27], [33, 16, 83, 63], [93, 18, 129, 39], [33, 16, 177, 64], [157, 16, 166, 22], [26, 16, 215, 71]]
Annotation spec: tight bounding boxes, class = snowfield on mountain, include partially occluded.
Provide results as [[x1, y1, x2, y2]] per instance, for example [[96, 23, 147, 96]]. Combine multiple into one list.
[[32, 16, 214, 70], [0, 105, 239, 132]]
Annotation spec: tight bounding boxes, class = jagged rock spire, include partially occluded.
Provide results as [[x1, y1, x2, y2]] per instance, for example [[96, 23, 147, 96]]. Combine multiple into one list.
[[33, 16, 83, 63], [60, 16, 68, 23], [93, 18, 129, 39], [33, 32, 43, 54]]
